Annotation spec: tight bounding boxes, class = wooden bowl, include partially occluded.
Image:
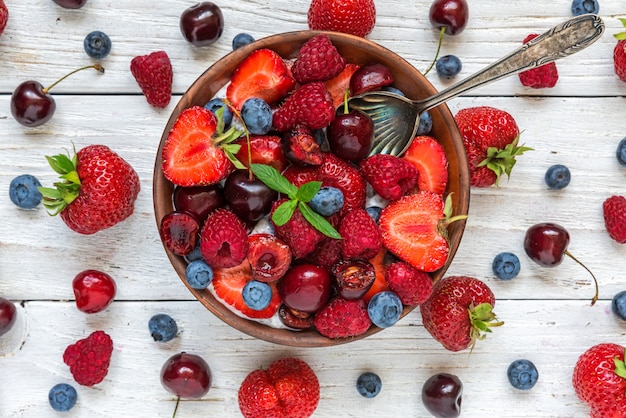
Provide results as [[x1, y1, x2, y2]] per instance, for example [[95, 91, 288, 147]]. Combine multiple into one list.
[[154, 30, 470, 347]]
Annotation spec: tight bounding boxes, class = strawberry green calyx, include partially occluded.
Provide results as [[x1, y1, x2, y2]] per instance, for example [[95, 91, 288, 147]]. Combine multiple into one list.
[[614, 348, 626, 380], [438, 193, 468, 237], [213, 106, 245, 170], [38, 149, 82, 216], [468, 302, 504, 348], [614, 18, 626, 41], [476, 135, 533, 186]]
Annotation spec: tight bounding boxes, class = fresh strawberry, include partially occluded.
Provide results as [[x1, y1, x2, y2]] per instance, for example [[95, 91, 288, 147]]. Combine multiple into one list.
[[272, 82, 336, 132], [324, 63, 360, 108], [291, 33, 346, 84], [313, 297, 371, 338], [339, 208, 382, 261], [402, 135, 449, 195], [40, 145, 140, 235], [572, 343, 626, 417], [238, 357, 320, 418], [282, 164, 320, 186], [318, 152, 366, 216], [130, 50, 173, 108], [379, 191, 465, 272], [518, 34, 559, 88], [362, 249, 390, 303], [212, 259, 280, 319], [613, 18, 626, 82], [0, 0, 8, 36], [226, 48, 296, 110], [603, 195, 626, 244], [455, 106, 531, 187], [308, 0, 376, 38], [270, 198, 326, 259], [162, 106, 242, 186], [305, 237, 342, 271], [385, 261, 433, 305], [200, 208, 249, 268], [63, 330, 113, 387], [234, 134, 287, 172], [420, 276, 502, 352], [359, 153, 419, 201]]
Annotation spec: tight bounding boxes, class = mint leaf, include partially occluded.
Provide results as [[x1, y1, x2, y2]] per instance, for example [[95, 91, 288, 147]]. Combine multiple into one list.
[[298, 202, 341, 239], [296, 181, 322, 203], [250, 163, 298, 198], [272, 200, 297, 226]]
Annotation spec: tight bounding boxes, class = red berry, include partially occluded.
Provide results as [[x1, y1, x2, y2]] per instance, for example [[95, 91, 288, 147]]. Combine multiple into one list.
[[518, 34, 559, 88], [278, 264, 332, 313], [385, 261, 433, 305], [130, 51, 173, 108], [173, 184, 225, 224], [272, 82, 336, 132], [307, 0, 376, 38], [339, 208, 382, 261], [291, 34, 346, 84], [429, 0, 469, 35], [0, 297, 17, 337], [603, 195, 626, 244], [200, 209, 249, 268], [72, 270, 117, 314], [160, 352, 212, 398], [314, 297, 371, 338], [63, 330, 113, 386], [247, 234, 292, 282], [349, 63, 394, 96], [359, 154, 419, 200], [159, 211, 200, 256]]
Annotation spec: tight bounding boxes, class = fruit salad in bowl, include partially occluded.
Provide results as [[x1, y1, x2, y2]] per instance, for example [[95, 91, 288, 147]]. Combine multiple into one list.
[[153, 30, 469, 347]]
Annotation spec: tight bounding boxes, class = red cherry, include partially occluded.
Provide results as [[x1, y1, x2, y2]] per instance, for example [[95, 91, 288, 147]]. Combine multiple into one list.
[[173, 184, 225, 225], [180, 2, 224, 46], [428, 0, 469, 35], [422, 373, 463, 418], [327, 110, 374, 161], [0, 297, 17, 337], [52, 0, 88, 8], [349, 63, 394, 96], [278, 264, 332, 313], [72, 270, 116, 314], [161, 352, 212, 398]]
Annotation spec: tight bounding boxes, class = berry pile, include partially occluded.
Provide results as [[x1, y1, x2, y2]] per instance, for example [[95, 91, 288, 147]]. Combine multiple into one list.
[[159, 33, 461, 339]]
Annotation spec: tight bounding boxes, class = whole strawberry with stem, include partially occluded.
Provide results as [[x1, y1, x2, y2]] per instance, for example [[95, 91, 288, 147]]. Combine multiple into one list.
[[39, 145, 140, 235], [572, 343, 626, 417], [307, 0, 376, 38], [420, 275, 503, 352], [614, 18, 626, 82], [455, 106, 531, 187]]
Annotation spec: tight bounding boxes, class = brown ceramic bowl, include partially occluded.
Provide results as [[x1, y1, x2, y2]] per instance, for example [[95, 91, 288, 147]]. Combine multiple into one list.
[[154, 30, 470, 347]]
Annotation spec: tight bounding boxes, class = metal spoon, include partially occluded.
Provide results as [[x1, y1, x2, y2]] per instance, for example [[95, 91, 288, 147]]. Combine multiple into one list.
[[348, 14, 605, 157]]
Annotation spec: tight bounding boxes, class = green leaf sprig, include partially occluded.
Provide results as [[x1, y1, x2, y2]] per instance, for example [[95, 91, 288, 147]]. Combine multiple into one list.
[[250, 163, 341, 239], [213, 106, 246, 170]]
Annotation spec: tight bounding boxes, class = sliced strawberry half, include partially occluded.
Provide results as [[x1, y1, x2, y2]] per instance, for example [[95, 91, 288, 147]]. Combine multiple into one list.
[[226, 49, 296, 110], [402, 135, 449, 195], [162, 106, 239, 186], [379, 191, 461, 272], [317, 152, 366, 216], [362, 248, 390, 303], [235, 134, 288, 172], [324, 63, 360, 109], [211, 260, 281, 319]]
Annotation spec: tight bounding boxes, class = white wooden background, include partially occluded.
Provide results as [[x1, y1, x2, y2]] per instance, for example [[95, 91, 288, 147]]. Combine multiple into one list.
[[0, 1, 625, 417]]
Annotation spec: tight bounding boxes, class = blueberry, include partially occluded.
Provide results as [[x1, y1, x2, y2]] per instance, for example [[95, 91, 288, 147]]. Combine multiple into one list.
[[365, 206, 383, 224], [241, 98, 273, 135], [492, 252, 521, 280], [9, 174, 42, 209], [507, 359, 539, 390], [184, 242, 203, 263], [185, 260, 214, 289], [416, 111, 433, 136], [242, 280, 272, 310], [612, 290, 626, 321], [381, 86, 405, 96], [616, 137, 626, 167], [309, 186, 344, 216], [84, 31, 112, 59], [367, 291, 403, 328], [435, 55, 462, 79], [148, 313, 178, 342], [356, 372, 382, 398], [232, 32, 255, 50], [204, 98, 233, 127], [48, 383, 77, 411], [544, 164, 571, 190], [571, 0, 599, 16]]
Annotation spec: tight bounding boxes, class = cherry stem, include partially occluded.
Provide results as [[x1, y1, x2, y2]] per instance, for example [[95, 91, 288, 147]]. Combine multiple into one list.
[[171, 396, 181, 418], [423, 26, 446, 76], [43, 64, 105, 94], [342, 89, 350, 114], [564, 250, 599, 306]]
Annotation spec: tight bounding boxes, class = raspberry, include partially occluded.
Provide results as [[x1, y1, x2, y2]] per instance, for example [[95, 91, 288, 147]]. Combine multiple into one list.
[[305, 237, 342, 270], [63, 330, 113, 387], [385, 261, 433, 305], [271, 198, 326, 259], [291, 34, 346, 84], [200, 209, 249, 268], [130, 51, 173, 108], [359, 154, 419, 200], [272, 82, 335, 132], [0, 0, 8, 37], [314, 297, 371, 338], [339, 208, 382, 261], [518, 34, 559, 88], [614, 39, 626, 82], [603, 195, 626, 244]]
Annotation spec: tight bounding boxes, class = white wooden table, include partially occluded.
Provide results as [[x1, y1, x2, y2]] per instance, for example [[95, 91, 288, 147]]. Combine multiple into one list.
[[1, 1, 625, 417]]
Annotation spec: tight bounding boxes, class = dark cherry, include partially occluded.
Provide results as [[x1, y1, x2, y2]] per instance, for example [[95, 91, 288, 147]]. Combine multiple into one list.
[[429, 0, 469, 35], [524, 222, 598, 305], [327, 110, 374, 161], [11, 64, 104, 127], [331, 260, 376, 299], [349, 63, 394, 96], [52, 0, 88, 8], [173, 184, 225, 224], [422, 373, 463, 418], [223, 169, 277, 224], [0, 297, 17, 337], [72, 270, 116, 314], [159, 211, 200, 256], [278, 264, 332, 313], [278, 304, 315, 330], [180, 2, 224, 47], [161, 352, 212, 416]]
